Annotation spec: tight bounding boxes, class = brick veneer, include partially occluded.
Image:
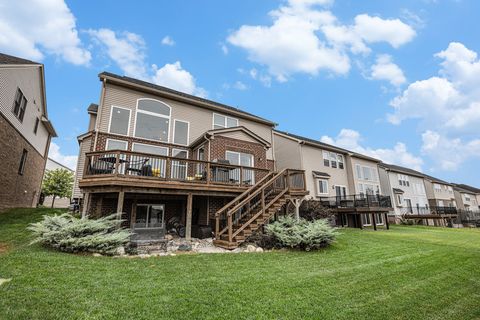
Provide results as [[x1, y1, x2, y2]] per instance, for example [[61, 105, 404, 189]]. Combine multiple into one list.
[[0, 113, 47, 211], [209, 135, 269, 169]]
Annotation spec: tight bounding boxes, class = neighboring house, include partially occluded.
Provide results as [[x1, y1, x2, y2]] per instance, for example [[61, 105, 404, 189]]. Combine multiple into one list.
[[452, 184, 479, 211], [73, 72, 306, 249], [379, 163, 429, 217], [452, 184, 480, 211], [423, 175, 456, 209], [0, 53, 56, 212], [273, 130, 392, 229], [42, 158, 75, 208]]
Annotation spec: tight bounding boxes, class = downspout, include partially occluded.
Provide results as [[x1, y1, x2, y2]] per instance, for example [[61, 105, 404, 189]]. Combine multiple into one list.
[[93, 78, 107, 151]]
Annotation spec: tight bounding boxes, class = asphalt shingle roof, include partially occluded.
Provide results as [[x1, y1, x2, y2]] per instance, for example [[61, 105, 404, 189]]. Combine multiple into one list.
[[0, 53, 40, 65]]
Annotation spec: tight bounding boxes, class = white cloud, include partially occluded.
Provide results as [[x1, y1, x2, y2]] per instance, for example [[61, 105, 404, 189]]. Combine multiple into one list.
[[421, 130, 480, 171], [221, 44, 229, 55], [48, 142, 78, 171], [152, 62, 207, 97], [321, 129, 424, 171], [370, 54, 406, 87], [233, 81, 248, 90], [88, 29, 207, 97], [88, 28, 148, 79], [0, 0, 91, 65], [227, 1, 415, 82], [161, 36, 175, 46], [388, 42, 480, 132]]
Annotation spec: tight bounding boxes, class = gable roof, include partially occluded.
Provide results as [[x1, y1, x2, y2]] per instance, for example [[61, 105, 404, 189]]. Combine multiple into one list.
[[99, 72, 276, 126], [274, 130, 381, 162], [379, 163, 425, 179], [190, 126, 271, 148], [422, 174, 452, 186], [0, 52, 41, 65]]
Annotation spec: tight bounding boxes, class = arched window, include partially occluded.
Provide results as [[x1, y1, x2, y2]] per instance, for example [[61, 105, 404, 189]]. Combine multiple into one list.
[[134, 99, 171, 142]]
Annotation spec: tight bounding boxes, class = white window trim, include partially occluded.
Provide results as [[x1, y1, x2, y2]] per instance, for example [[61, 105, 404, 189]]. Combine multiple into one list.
[[172, 148, 189, 158], [225, 150, 254, 167], [334, 185, 347, 197], [172, 119, 190, 146], [316, 178, 329, 196], [105, 138, 128, 150], [133, 98, 172, 143], [108, 105, 131, 136], [132, 142, 168, 156], [362, 214, 372, 226], [212, 112, 239, 129]]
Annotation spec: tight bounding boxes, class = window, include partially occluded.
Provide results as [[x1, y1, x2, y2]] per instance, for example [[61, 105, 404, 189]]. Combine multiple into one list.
[[132, 143, 168, 156], [330, 152, 337, 168], [356, 164, 378, 182], [338, 154, 344, 169], [433, 183, 442, 192], [397, 194, 404, 206], [447, 186, 453, 194], [323, 151, 330, 167], [464, 194, 471, 202], [362, 214, 372, 226], [135, 204, 165, 229], [173, 120, 189, 145], [358, 183, 380, 197], [414, 183, 426, 195], [18, 149, 28, 175], [213, 113, 238, 129], [12, 88, 27, 122], [109, 106, 131, 135], [226, 151, 255, 185], [131, 143, 168, 178], [134, 99, 171, 141], [398, 174, 410, 187], [375, 214, 384, 225], [33, 117, 40, 134], [106, 139, 128, 150], [316, 179, 328, 195]]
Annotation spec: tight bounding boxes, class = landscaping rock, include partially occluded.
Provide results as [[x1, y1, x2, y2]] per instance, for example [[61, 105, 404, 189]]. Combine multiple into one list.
[[246, 245, 256, 252], [177, 243, 192, 251], [115, 246, 125, 256], [92, 253, 102, 257], [255, 247, 264, 253], [165, 234, 174, 241]]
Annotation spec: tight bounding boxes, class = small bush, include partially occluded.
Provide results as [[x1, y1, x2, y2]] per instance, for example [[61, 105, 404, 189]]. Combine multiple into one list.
[[265, 216, 337, 251], [299, 200, 336, 221], [244, 228, 281, 250], [28, 213, 132, 255]]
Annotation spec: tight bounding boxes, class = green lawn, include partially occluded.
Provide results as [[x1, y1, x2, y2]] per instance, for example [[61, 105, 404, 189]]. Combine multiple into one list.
[[0, 208, 479, 320]]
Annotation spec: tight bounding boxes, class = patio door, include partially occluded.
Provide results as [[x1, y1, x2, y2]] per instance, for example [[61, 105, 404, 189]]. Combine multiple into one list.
[[404, 199, 413, 213], [335, 186, 347, 200], [225, 151, 254, 185], [135, 204, 165, 229]]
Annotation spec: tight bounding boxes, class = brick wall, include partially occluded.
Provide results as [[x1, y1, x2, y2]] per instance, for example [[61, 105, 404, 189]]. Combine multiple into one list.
[[0, 113, 47, 212], [209, 135, 268, 169]]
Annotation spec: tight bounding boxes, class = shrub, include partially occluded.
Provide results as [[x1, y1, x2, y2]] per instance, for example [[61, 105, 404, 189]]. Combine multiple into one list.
[[265, 216, 337, 251], [28, 213, 132, 255], [299, 200, 336, 221], [244, 228, 281, 250]]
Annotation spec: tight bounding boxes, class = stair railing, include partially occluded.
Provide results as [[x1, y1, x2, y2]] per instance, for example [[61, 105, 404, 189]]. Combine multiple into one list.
[[215, 169, 305, 243]]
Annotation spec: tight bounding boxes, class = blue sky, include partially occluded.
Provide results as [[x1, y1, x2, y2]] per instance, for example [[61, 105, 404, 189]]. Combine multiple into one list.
[[1, 0, 479, 186]]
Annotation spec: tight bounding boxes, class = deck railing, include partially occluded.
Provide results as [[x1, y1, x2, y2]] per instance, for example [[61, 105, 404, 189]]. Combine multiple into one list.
[[83, 150, 270, 187], [399, 206, 458, 216], [319, 194, 392, 209]]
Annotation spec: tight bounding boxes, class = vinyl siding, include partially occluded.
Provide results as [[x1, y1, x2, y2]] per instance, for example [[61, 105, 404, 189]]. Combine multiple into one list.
[[99, 84, 274, 159], [0, 65, 49, 155], [273, 133, 302, 171], [216, 131, 258, 144], [73, 135, 92, 199]]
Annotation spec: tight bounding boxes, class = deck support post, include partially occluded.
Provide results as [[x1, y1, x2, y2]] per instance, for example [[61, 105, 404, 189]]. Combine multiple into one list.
[[81, 192, 90, 219], [290, 197, 304, 221], [372, 213, 377, 231], [186, 193, 193, 241], [384, 213, 389, 230], [116, 191, 125, 222], [358, 215, 363, 229]]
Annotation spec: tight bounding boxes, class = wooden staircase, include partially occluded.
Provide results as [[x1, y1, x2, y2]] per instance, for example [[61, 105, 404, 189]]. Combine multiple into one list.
[[213, 169, 307, 249]]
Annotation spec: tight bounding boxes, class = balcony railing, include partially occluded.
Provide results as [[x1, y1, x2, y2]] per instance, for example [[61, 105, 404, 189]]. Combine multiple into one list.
[[83, 150, 271, 187], [400, 206, 458, 215], [319, 194, 392, 209]]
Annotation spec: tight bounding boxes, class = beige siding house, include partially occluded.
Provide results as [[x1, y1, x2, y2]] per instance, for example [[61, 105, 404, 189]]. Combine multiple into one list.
[[0, 53, 56, 211], [73, 72, 306, 250], [273, 130, 392, 228]]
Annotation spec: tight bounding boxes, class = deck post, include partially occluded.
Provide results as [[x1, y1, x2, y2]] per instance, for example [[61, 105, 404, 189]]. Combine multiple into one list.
[[81, 192, 90, 219], [358, 215, 363, 229], [116, 191, 125, 222], [384, 213, 389, 230], [372, 213, 377, 231], [186, 193, 193, 240]]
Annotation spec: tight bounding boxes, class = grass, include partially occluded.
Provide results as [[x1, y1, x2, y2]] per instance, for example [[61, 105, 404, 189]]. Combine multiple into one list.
[[0, 208, 479, 320]]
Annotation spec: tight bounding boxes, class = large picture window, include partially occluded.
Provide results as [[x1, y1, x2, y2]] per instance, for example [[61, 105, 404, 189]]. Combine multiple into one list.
[[108, 106, 131, 135], [173, 120, 189, 145], [132, 143, 168, 178], [355, 164, 378, 182], [134, 99, 171, 141]]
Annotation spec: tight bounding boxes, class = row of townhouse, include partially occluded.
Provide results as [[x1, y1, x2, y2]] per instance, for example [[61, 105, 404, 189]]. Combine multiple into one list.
[[69, 70, 479, 248]]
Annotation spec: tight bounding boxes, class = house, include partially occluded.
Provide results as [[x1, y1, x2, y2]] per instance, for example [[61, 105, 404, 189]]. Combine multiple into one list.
[[73, 72, 306, 249], [273, 130, 392, 229], [0, 53, 56, 212], [452, 183, 480, 211], [378, 163, 429, 218], [41, 158, 75, 208]]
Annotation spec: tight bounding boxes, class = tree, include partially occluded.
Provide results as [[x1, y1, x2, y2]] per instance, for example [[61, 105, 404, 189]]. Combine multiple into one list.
[[42, 169, 74, 208]]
